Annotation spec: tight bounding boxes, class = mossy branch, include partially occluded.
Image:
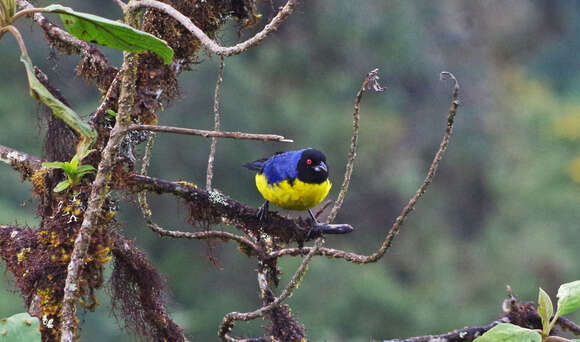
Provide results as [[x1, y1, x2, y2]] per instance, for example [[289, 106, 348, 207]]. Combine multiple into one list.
[[125, 174, 354, 244]]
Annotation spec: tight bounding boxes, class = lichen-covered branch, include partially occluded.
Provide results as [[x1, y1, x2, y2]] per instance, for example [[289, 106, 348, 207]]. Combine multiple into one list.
[[59, 53, 139, 342], [327, 68, 385, 223], [126, 174, 354, 244], [126, 0, 297, 56], [270, 72, 460, 263], [0, 144, 42, 179], [127, 124, 293, 142]]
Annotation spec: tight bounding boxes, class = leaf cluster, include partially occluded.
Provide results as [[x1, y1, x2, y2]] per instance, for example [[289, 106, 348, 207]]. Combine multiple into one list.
[[42, 150, 96, 192], [475, 280, 580, 342]]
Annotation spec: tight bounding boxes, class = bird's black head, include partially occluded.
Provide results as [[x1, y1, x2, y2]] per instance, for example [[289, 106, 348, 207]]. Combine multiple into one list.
[[297, 149, 329, 184]]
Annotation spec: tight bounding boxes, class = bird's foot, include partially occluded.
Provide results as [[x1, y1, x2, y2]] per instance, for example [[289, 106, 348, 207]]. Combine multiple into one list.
[[305, 222, 325, 241]]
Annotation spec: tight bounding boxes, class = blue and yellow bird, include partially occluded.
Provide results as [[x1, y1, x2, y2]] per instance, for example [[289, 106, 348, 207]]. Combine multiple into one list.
[[243, 148, 331, 222]]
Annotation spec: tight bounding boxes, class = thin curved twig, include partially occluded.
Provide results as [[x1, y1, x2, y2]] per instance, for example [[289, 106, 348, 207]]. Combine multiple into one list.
[[327, 68, 385, 223], [150, 225, 260, 254], [126, 0, 297, 57], [127, 124, 293, 142], [206, 56, 225, 191], [218, 238, 324, 341], [269, 72, 460, 263]]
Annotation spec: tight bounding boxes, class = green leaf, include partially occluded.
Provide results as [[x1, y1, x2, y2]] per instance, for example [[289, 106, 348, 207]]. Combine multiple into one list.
[[0, 312, 41, 342], [557, 280, 580, 316], [538, 287, 554, 335], [473, 323, 541, 342], [43, 4, 174, 64], [53, 180, 71, 192], [61, 162, 76, 175], [76, 165, 96, 173], [42, 161, 66, 169], [69, 157, 79, 169], [19, 54, 96, 143], [78, 149, 96, 161], [105, 109, 117, 118]]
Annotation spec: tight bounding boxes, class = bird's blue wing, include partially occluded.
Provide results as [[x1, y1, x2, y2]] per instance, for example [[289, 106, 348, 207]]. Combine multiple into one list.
[[262, 150, 305, 184]]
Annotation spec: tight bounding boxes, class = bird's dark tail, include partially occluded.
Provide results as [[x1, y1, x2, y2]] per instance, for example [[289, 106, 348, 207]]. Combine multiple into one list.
[[242, 158, 268, 172]]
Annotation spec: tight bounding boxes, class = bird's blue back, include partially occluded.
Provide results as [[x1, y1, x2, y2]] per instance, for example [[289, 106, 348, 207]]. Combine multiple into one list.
[[262, 149, 306, 184]]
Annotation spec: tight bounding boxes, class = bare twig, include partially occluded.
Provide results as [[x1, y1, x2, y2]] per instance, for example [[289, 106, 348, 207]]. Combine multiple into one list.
[[270, 72, 460, 263], [60, 53, 138, 342], [127, 124, 293, 142], [126, 0, 297, 56], [327, 68, 385, 223], [219, 238, 324, 341], [206, 56, 225, 191]]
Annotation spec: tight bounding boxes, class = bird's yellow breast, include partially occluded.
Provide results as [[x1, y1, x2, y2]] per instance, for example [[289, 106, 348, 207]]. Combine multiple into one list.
[[255, 173, 331, 210]]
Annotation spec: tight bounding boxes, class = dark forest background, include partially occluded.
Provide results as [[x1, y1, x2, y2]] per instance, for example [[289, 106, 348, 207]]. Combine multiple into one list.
[[1, 1, 580, 341]]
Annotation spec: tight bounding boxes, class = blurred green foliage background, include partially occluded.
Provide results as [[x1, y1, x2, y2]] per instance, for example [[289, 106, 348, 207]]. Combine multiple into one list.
[[1, 1, 580, 341]]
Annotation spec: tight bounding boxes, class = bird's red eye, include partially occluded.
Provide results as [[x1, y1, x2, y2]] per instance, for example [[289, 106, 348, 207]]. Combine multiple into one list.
[[306, 159, 312, 165]]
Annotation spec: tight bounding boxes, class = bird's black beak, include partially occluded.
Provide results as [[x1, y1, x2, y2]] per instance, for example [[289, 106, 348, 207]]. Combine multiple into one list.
[[313, 161, 328, 173]]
